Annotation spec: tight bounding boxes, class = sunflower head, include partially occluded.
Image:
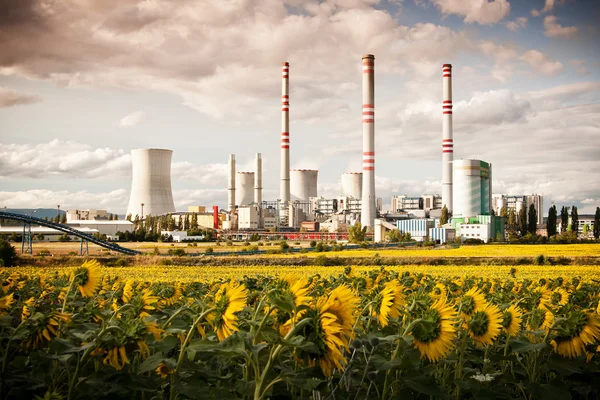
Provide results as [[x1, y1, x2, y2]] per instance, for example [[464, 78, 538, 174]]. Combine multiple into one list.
[[376, 280, 404, 328], [551, 311, 600, 358], [527, 307, 554, 334], [156, 362, 174, 379], [502, 305, 523, 337], [551, 288, 570, 307], [468, 303, 503, 346], [210, 281, 248, 341], [411, 298, 457, 362], [459, 287, 486, 318], [74, 260, 102, 298]]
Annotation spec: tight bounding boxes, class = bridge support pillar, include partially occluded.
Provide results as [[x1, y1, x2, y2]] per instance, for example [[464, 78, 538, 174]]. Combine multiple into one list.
[[21, 223, 32, 254], [80, 239, 89, 256]]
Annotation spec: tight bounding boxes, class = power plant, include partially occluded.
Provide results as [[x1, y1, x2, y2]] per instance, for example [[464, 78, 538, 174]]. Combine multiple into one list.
[[122, 55, 511, 243]]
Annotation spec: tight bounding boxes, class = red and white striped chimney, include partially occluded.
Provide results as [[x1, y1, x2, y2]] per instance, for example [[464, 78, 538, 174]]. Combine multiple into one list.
[[360, 54, 376, 228], [442, 63, 453, 213], [280, 62, 290, 204]]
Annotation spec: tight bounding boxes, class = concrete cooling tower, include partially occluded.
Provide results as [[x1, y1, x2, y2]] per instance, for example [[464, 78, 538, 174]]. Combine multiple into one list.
[[341, 172, 362, 199], [453, 159, 492, 218], [126, 148, 176, 218], [290, 169, 318, 202], [236, 172, 255, 206]]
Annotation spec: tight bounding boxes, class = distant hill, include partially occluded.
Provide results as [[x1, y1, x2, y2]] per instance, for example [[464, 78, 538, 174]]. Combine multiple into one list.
[[2, 208, 65, 220]]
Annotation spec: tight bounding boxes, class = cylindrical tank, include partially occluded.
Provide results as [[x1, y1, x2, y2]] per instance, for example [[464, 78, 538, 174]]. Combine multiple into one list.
[[516, 200, 524, 215], [341, 172, 362, 199], [361, 54, 376, 228], [442, 63, 454, 213], [126, 148, 176, 218], [453, 159, 483, 218], [290, 169, 318, 202], [236, 172, 255, 206]]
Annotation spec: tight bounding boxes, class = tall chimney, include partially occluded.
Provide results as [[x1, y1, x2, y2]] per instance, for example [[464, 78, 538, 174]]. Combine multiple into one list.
[[442, 63, 453, 213], [280, 62, 290, 204], [360, 54, 376, 228], [254, 153, 262, 205], [228, 154, 236, 213]]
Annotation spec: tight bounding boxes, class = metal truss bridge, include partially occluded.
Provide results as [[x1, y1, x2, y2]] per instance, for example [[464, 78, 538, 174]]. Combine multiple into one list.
[[0, 211, 140, 256]]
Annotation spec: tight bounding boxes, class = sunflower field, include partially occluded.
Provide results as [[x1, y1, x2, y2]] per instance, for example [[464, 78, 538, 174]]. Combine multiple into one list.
[[2, 261, 600, 399]]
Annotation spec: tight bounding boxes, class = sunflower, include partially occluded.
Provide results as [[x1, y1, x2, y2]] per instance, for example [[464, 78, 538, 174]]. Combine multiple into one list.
[[74, 260, 102, 297], [277, 277, 312, 335], [551, 288, 570, 307], [551, 311, 600, 359], [459, 287, 486, 319], [311, 285, 359, 376], [26, 312, 71, 348], [138, 289, 159, 318], [527, 307, 554, 334], [155, 362, 174, 379], [0, 293, 15, 315], [376, 280, 404, 328], [468, 303, 503, 346], [529, 285, 552, 310], [137, 340, 150, 359], [209, 281, 248, 341], [146, 321, 165, 341], [430, 283, 447, 301], [103, 346, 129, 370], [159, 283, 182, 307], [502, 305, 523, 337], [21, 297, 36, 322], [411, 298, 458, 362], [122, 280, 134, 303]]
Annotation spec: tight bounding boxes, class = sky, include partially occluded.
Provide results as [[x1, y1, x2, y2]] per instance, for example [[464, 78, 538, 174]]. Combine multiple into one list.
[[0, 0, 599, 215]]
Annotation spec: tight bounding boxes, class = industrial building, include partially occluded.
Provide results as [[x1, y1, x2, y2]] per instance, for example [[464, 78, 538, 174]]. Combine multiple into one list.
[[492, 194, 544, 225]]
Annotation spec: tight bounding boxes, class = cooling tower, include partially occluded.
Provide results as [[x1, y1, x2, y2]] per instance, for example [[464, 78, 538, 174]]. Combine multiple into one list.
[[290, 169, 318, 202], [236, 172, 255, 206], [126, 148, 176, 218], [453, 159, 492, 218], [341, 172, 362, 199], [360, 54, 376, 228], [280, 62, 291, 204], [442, 64, 454, 213]]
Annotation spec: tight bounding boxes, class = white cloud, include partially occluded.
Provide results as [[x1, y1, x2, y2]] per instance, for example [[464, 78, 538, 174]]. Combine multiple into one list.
[[505, 17, 527, 32], [531, 0, 566, 17], [521, 50, 564, 76], [569, 60, 590, 76], [119, 111, 146, 127], [544, 15, 578, 38], [430, 0, 510, 25], [0, 87, 41, 107]]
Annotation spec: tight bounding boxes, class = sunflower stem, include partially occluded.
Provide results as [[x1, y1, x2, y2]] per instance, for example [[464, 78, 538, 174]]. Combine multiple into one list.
[[160, 306, 191, 330], [253, 305, 276, 345], [170, 307, 216, 400], [61, 273, 81, 313]]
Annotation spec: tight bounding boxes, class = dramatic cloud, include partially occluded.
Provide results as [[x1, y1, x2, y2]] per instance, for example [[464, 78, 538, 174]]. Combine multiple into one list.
[[544, 15, 578, 38], [119, 111, 145, 127], [430, 0, 511, 25], [0, 87, 41, 107], [521, 50, 564, 76], [506, 17, 527, 32]]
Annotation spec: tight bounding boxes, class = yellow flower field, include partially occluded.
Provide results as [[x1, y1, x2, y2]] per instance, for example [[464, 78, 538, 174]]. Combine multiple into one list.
[[7, 263, 600, 283], [268, 244, 600, 258]]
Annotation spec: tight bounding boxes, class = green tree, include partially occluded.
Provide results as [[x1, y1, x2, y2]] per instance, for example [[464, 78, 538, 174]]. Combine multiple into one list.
[[571, 206, 579, 237], [547, 205, 557, 237], [0, 239, 17, 267], [500, 205, 508, 218], [583, 224, 589, 235], [440, 205, 449, 225], [54, 214, 60, 223], [113, 213, 118, 221], [560, 206, 569, 233], [348, 221, 367, 243], [594, 207, 600, 239], [527, 204, 537, 235], [518, 207, 527, 237], [507, 208, 516, 235], [126, 213, 132, 221], [191, 213, 198, 229], [60, 213, 67, 224], [386, 229, 402, 243]]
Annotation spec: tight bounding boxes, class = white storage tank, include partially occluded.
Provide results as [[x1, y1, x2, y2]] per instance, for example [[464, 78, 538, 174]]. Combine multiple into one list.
[[290, 169, 318, 202], [126, 148, 176, 218], [341, 172, 362, 199], [236, 172, 255, 206]]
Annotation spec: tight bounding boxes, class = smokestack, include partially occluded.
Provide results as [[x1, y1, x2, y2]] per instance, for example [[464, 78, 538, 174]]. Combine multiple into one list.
[[228, 154, 236, 213], [254, 153, 262, 205], [360, 54, 376, 228], [442, 63, 453, 213], [280, 62, 290, 204]]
